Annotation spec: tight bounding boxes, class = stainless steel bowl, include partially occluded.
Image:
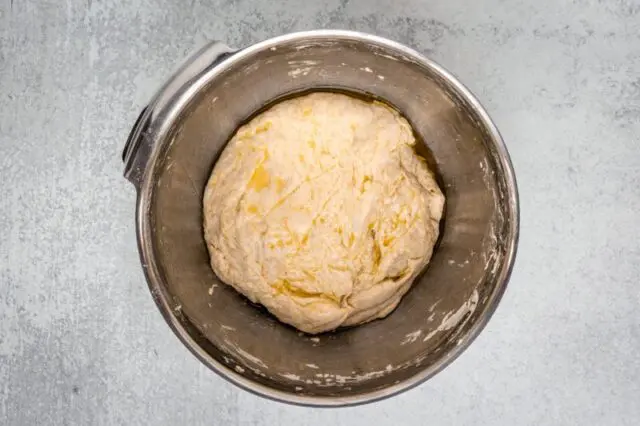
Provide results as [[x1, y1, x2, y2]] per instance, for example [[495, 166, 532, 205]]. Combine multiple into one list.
[[122, 30, 519, 406]]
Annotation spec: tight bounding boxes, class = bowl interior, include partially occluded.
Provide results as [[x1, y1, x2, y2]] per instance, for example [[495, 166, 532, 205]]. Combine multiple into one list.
[[146, 34, 515, 403]]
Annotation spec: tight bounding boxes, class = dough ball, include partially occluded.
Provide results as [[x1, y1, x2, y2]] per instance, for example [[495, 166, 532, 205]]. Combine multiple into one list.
[[203, 92, 444, 334]]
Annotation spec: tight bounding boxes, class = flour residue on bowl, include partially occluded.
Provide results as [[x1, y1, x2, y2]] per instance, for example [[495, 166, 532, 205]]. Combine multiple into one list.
[[287, 60, 319, 78], [399, 289, 480, 347], [223, 340, 269, 372], [422, 289, 479, 343], [401, 330, 422, 345]]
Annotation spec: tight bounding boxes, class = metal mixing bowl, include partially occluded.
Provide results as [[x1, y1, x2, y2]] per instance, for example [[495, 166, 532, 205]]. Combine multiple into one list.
[[122, 30, 519, 406]]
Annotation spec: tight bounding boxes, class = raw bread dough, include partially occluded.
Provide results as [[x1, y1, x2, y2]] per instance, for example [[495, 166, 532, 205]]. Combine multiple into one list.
[[203, 92, 444, 334]]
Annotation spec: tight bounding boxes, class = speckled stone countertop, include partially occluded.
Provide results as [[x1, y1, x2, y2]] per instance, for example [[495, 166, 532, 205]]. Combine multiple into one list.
[[1, 0, 639, 425]]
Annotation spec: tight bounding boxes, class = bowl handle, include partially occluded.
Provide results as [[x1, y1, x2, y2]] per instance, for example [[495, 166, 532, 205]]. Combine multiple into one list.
[[123, 41, 236, 189]]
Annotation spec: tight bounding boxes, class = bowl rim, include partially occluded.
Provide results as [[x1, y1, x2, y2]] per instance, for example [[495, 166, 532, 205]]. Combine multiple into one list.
[[132, 29, 520, 407]]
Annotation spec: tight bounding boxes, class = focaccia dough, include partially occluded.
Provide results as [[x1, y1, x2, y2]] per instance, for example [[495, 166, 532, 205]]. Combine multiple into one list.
[[203, 92, 444, 334]]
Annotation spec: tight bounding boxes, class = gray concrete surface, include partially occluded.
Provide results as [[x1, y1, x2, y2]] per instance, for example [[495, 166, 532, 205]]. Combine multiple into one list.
[[1, 0, 639, 424]]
